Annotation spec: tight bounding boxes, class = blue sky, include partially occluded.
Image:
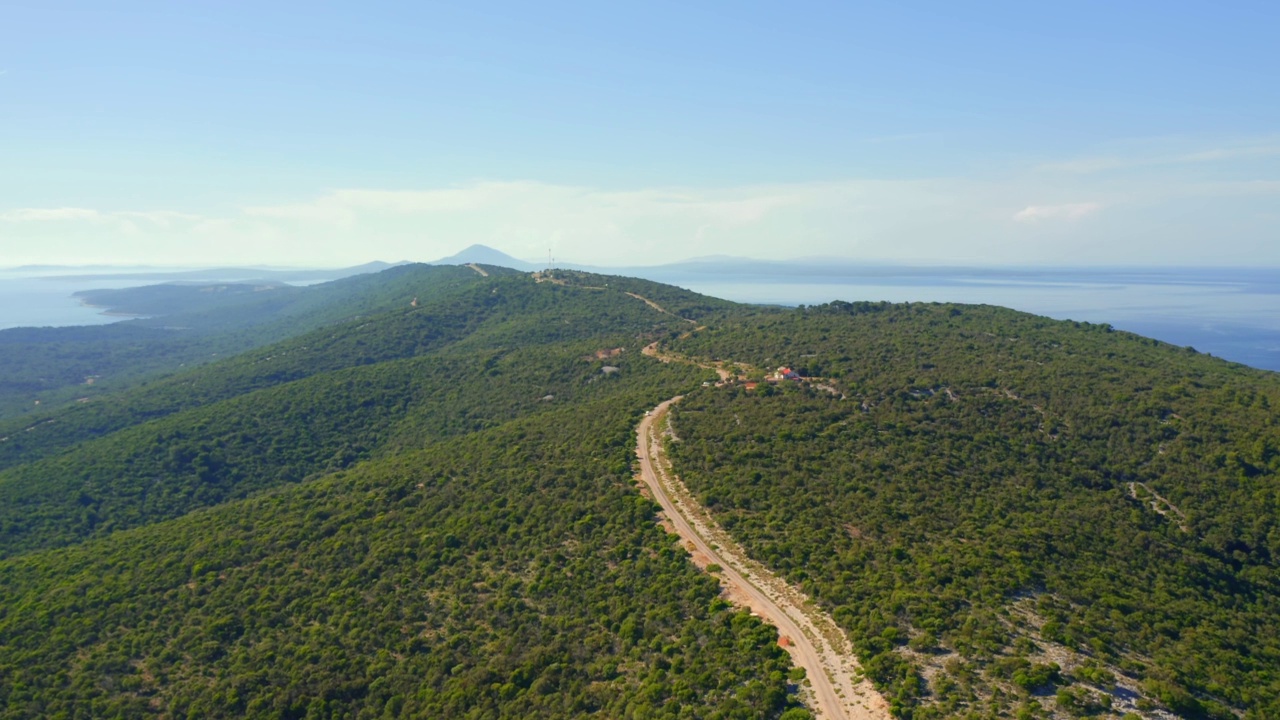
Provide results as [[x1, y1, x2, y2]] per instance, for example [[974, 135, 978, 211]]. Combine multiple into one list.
[[1, 1, 1277, 266]]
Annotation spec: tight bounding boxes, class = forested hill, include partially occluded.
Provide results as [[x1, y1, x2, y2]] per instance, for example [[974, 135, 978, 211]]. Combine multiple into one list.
[[0, 268, 815, 718], [0, 270, 733, 556], [0, 263, 499, 420], [1, 270, 1278, 718], [664, 300, 1280, 719]]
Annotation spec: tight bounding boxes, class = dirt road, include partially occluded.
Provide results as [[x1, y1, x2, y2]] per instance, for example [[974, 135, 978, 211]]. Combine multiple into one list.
[[641, 342, 734, 381], [636, 398, 891, 720], [625, 291, 697, 324]]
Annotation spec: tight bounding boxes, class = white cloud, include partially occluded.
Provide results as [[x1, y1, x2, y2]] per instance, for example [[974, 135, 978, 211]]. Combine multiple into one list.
[[1, 146, 1277, 267], [0, 208, 209, 229], [1040, 142, 1280, 175], [1012, 202, 1102, 223], [0, 207, 103, 222], [1038, 157, 1130, 174], [244, 200, 356, 226], [1190, 180, 1280, 196], [1176, 146, 1280, 163], [237, 181, 844, 263], [114, 210, 206, 225]]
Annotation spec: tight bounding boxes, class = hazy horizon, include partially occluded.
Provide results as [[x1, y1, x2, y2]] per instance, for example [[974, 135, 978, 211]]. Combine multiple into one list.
[[9, 247, 1280, 275], [4, 3, 1279, 268], [6, 255, 1280, 372]]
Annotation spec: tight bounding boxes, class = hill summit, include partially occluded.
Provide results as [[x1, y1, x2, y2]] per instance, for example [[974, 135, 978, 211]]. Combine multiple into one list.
[[430, 244, 538, 270]]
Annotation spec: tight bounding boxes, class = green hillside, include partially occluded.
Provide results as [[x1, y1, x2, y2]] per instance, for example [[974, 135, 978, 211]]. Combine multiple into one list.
[[0, 267, 705, 471], [0, 263, 489, 420], [1, 271, 1278, 719], [664, 301, 1280, 719], [0, 269, 811, 719], [0, 395, 804, 719], [0, 271, 728, 555]]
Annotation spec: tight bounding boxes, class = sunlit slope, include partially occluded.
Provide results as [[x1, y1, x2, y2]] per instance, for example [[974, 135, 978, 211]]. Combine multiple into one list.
[[0, 272, 730, 558], [0, 270, 727, 472], [0, 394, 806, 719], [13, 275, 1276, 717], [0, 263, 486, 420], [666, 301, 1280, 719]]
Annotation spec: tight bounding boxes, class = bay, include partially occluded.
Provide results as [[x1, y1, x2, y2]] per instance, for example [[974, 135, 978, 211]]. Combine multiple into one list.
[[0, 277, 142, 329]]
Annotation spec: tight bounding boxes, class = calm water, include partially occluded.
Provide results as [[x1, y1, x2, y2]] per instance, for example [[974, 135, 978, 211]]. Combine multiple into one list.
[[642, 269, 1280, 372], [0, 273, 332, 331], [0, 276, 143, 329]]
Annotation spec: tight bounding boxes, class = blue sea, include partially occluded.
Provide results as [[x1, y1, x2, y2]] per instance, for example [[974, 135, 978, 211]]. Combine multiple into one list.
[[641, 267, 1280, 372], [3, 266, 1280, 372], [0, 276, 144, 329], [0, 270, 333, 331]]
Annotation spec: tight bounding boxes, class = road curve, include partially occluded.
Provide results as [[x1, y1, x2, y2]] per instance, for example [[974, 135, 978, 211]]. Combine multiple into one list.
[[636, 398, 891, 720]]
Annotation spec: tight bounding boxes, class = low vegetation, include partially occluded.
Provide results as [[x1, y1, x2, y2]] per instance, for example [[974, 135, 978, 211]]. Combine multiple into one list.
[[666, 301, 1280, 718], [0, 396, 807, 718], [2, 274, 1277, 718], [0, 264, 487, 420]]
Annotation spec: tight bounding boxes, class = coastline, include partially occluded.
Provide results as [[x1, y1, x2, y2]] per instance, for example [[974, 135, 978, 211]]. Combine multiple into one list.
[[74, 296, 148, 319], [0, 278, 136, 331]]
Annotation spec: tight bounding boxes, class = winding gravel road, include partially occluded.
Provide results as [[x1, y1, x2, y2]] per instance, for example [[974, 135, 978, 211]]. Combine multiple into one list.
[[636, 397, 890, 720]]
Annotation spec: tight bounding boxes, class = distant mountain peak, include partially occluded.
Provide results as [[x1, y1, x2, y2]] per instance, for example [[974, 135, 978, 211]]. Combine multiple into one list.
[[430, 245, 538, 271]]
